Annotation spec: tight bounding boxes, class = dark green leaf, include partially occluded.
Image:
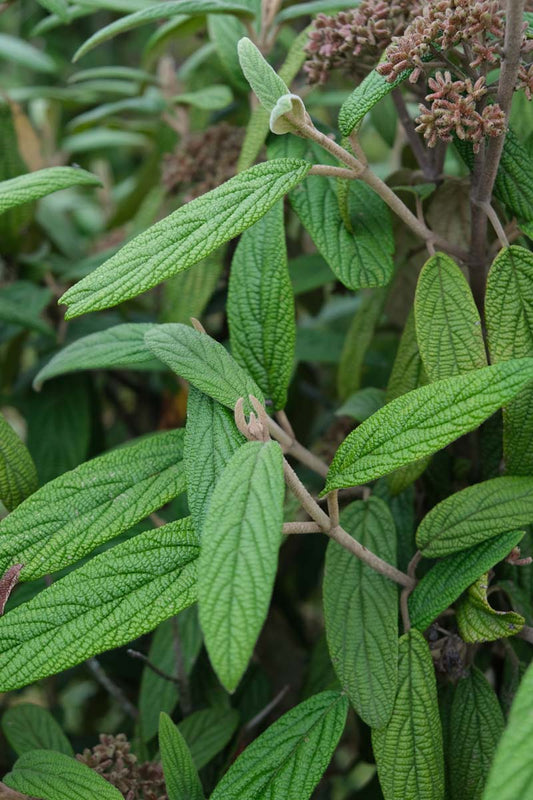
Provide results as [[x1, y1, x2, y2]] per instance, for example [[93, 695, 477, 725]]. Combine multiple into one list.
[[159, 713, 204, 800], [2, 704, 74, 757]]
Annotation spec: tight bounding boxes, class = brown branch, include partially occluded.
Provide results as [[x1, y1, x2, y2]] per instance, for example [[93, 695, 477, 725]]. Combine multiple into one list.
[[517, 624, 533, 645], [282, 521, 322, 534], [86, 658, 138, 719], [392, 89, 435, 179], [127, 649, 180, 684], [0, 784, 34, 800]]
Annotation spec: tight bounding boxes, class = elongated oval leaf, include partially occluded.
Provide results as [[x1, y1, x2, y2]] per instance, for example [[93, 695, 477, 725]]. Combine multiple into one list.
[[0, 34, 56, 73], [228, 202, 294, 410], [339, 67, 410, 137], [2, 704, 74, 757], [417, 476, 533, 557], [324, 359, 533, 493], [0, 519, 198, 692], [483, 660, 533, 800], [237, 37, 290, 112], [324, 497, 398, 727], [276, 0, 355, 22], [4, 750, 123, 800], [0, 429, 186, 581], [138, 619, 179, 743], [0, 412, 38, 512], [408, 529, 524, 631], [0, 167, 100, 215], [210, 691, 348, 800], [372, 629, 444, 800], [199, 440, 284, 691], [60, 159, 310, 318], [415, 252, 486, 381], [0, 290, 53, 336], [159, 713, 204, 800], [178, 707, 239, 770], [338, 288, 388, 400]]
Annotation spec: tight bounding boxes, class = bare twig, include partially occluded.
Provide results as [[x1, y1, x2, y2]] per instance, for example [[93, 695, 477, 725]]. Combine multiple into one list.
[[0, 784, 33, 800], [282, 521, 322, 534], [127, 649, 180, 684], [267, 416, 329, 478], [244, 685, 289, 732], [327, 490, 339, 528], [309, 164, 359, 179], [86, 658, 138, 719], [517, 624, 533, 645], [392, 89, 434, 178]]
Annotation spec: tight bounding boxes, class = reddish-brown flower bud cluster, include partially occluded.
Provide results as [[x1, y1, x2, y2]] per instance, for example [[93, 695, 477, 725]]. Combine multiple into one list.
[[415, 72, 505, 150], [518, 62, 533, 100]]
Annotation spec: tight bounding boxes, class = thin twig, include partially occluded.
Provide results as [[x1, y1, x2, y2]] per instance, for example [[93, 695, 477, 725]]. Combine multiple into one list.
[[282, 521, 322, 534], [127, 649, 180, 684], [392, 89, 434, 178], [244, 685, 289, 732], [517, 624, 533, 645], [86, 658, 138, 719], [267, 416, 329, 478], [327, 490, 339, 528], [309, 164, 358, 179], [282, 459, 331, 529], [480, 200, 510, 248]]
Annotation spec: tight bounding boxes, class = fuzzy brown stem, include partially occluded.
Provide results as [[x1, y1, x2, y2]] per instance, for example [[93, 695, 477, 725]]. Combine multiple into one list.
[[283, 521, 322, 534], [267, 416, 329, 478], [392, 89, 434, 179], [86, 657, 138, 719]]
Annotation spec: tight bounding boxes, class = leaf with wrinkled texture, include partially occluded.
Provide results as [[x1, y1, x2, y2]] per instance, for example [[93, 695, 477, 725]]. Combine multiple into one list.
[[210, 691, 348, 800], [339, 66, 411, 136], [417, 476, 533, 556], [324, 497, 398, 727], [159, 713, 204, 800], [60, 159, 310, 318], [1, 704, 74, 757], [199, 441, 284, 691], [338, 288, 388, 400], [325, 359, 533, 493], [276, 0, 355, 21], [178, 708, 240, 770], [408, 530, 524, 631], [456, 572, 524, 643], [0, 429, 186, 581], [228, 202, 294, 410], [372, 630, 444, 800], [0, 412, 38, 512], [161, 253, 223, 325], [0, 519, 198, 692], [0, 167, 100, 215]]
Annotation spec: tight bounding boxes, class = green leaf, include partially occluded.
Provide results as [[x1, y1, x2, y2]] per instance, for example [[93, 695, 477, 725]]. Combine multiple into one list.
[[185, 387, 245, 533], [0, 412, 38, 512], [73, 0, 255, 61], [408, 530, 524, 631], [138, 619, 179, 743], [1, 704, 74, 757], [0, 429, 186, 581], [69, 65, 159, 83], [339, 67, 410, 137], [4, 750, 123, 800], [0, 34, 56, 73], [336, 387, 386, 421], [228, 201, 295, 410], [448, 668, 504, 800], [210, 691, 348, 800], [0, 167, 100, 216], [34, 324, 162, 388], [161, 253, 223, 325], [60, 159, 310, 318], [324, 497, 398, 727], [486, 245, 533, 475], [275, 0, 356, 22], [417, 476, 533, 557], [289, 253, 335, 294], [483, 660, 533, 800], [270, 136, 394, 289], [159, 713, 204, 800], [372, 630, 444, 800], [174, 84, 233, 110], [178, 707, 240, 770], [415, 253, 486, 381], [208, 14, 249, 92], [338, 288, 388, 400], [0, 288, 53, 336], [62, 128, 150, 152], [0, 518, 198, 692], [456, 573, 525, 643], [37, 0, 69, 22], [324, 359, 533, 494], [199, 440, 284, 691]]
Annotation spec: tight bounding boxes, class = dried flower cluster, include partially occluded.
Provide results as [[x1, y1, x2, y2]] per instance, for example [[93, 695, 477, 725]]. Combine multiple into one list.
[[77, 734, 167, 800], [162, 122, 244, 202]]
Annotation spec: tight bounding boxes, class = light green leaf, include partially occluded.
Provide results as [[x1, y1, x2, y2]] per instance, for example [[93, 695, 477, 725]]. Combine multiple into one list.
[[0, 412, 38, 512], [160, 713, 204, 800], [456, 573, 524, 643], [339, 66, 410, 137], [69, 65, 158, 83], [199, 440, 284, 691], [417, 476, 533, 557], [483, 660, 533, 800], [0, 34, 56, 73], [138, 619, 180, 744], [336, 387, 386, 421], [0, 429, 186, 581], [210, 691, 348, 800], [60, 159, 310, 318], [4, 751, 123, 800], [178, 708, 240, 770], [324, 359, 533, 493], [208, 14, 248, 92], [37, 0, 69, 22], [0, 518, 198, 692], [61, 128, 150, 152], [67, 93, 165, 131], [486, 245, 533, 475], [174, 84, 233, 110], [372, 630, 444, 800], [449, 668, 504, 800], [408, 530, 524, 631], [0, 167, 100, 216], [415, 253, 486, 381], [338, 288, 388, 400], [1, 704, 74, 757], [161, 252, 223, 324], [324, 497, 398, 727], [228, 202, 294, 410], [275, 0, 356, 22], [73, 0, 255, 61]]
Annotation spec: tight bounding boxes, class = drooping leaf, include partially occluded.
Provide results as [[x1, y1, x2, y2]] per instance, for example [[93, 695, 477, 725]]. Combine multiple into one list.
[[199, 440, 284, 691], [372, 630, 444, 800], [456, 573, 524, 643], [0, 519, 198, 692], [1, 704, 74, 757], [4, 751, 123, 800], [323, 497, 398, 727], [178, 708, 240, 770], [60, 159, 310, 318], [337, 288, 388, 400], [336, 387, 386, 421], [416, 476, 533, 557], [483, 660, 533, 800], [448, 668, 504, 800], [174, 84, 233, 110], [0, 429, 186, 581], [324, 359, 533, 493], [210, 691, 348, 800], [408, 530, 524, 631], [415, 252, 486, 381], [0, 34, 57, 73], [36, 0, 69, 22], [0, 167, 100, 215], [0, 412, 38, 512], [159, 713, 204, 800], [228, 201, 294, 410], [339, 66, 411, 137]]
